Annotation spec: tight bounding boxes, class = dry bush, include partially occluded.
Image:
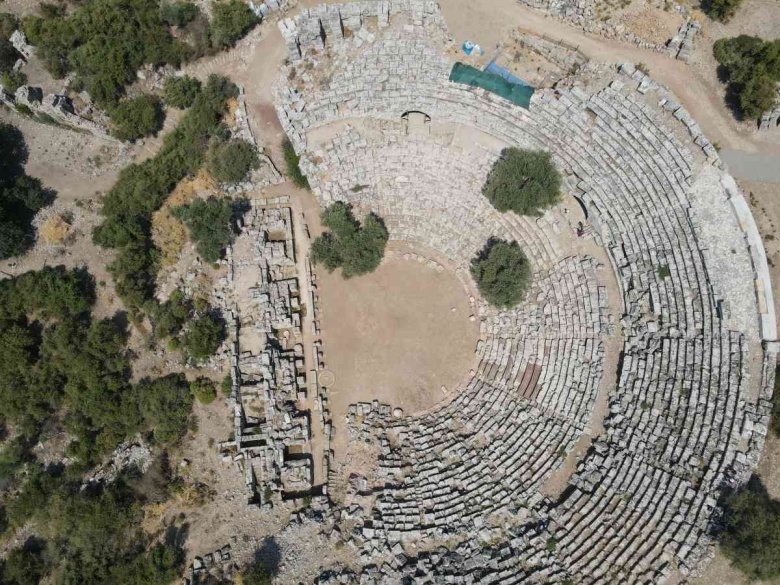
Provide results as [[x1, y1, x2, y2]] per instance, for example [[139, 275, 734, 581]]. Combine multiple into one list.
[[40, 213, 71, 245], [224, 97, 239, 127]]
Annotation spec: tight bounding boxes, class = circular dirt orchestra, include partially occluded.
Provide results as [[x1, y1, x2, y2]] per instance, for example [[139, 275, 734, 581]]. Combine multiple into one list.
[[316, 249, 479, 444]]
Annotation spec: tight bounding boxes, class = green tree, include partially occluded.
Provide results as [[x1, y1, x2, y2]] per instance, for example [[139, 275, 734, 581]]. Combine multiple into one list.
[[160, 1, 200, 28], [163, 74, 201, 109], [136, 374, 193, 444], [714, 36, 780, 120], [0, 13, 18, 42], [151, 289, 192, 340], [1, 70, 26, 93], [282, 137, 309, 189], [0, 39, 17, 73], [2, 541, 48, 585], [0, 123, 55, 259], [209, 0, 258, 49], [173, 197, 234, 263], [311, 202, 388, 278], [704, 0, 744, 21], [482, 148, 561, 216], [111, 95, 165, 142], [471, 239, 532, 308], [181, 313, 224, 361], [720, 475, 780, 581], [243, 561, 273, 585], [190, 376, 216, 404], [206, 137, 259, 183]]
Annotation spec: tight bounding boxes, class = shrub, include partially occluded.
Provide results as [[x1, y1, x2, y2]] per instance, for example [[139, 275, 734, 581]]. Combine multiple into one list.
[[282, 137, 309, 189], [714, 36, 780, 120], [163, 74, 201, 109], [703, 0, 744, 21], [482, 148, 561, 216], [720, 475, 780, 581], [206, 137, 259, 183], [190, 377, 216, 404], [209, 0, 259, 49], [243, 561, 273, 585], [220, 374, 232, 394], [173, 197, 234, 263], [1, 70, 26, 93], [182, 313, 224, 361], [110, 95, 165, 142], [471, 239, 532, 308], [311, 202, 388, 278], [160, 1, 200, 27], [151, 288, 192, 340], [2, 541, 47, 585]]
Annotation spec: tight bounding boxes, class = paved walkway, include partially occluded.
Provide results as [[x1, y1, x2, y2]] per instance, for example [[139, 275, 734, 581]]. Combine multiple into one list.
[[720, 150, 780, 183]]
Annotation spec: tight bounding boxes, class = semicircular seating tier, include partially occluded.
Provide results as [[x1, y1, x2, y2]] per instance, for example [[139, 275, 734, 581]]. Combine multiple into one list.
[[274, 2, 778, 583]]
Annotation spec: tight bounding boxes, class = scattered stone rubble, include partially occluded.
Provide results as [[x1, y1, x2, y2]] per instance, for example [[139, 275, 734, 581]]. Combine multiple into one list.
[[271, 2, 777, 582], [759, 98, 780, 132], [84, 436, 152, 485]]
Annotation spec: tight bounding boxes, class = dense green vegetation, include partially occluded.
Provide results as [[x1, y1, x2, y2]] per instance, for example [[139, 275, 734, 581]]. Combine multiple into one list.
[[720, 475, 780, 581], [282, 138, 310, 189], [206, 137, 259, 183], [0, 267, 197, 466], [0, 13, 17, 41], [703, 0, 743, 22], [22, 0, 187, 107], [181, 312, 224, 362], [1, 70, 27, 93], [173, 197, 235, 262], [0, 123, 54, 259], [471, 239, 532, 308], [714, 36, 780, 120], [163, 74, 201, 109], [311, 202, 388, 279], [160, 0, 200, 28], [93, 74, 238, 310], [2, 473, 184, 584], [209, 0, 259, 49], [111, 95, 165, 141], [482, 148, 561, 216]]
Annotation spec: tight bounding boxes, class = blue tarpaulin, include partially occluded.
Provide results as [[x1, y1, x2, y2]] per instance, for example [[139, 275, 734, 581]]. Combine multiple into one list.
[[484, 62, 533, 88]]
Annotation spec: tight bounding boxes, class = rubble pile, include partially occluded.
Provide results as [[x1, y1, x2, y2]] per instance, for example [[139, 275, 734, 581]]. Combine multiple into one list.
[[271, 2, 777, 583]]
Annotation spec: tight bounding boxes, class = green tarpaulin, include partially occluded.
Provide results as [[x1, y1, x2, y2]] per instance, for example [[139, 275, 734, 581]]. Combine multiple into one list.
[[449, 62, 534, 110]]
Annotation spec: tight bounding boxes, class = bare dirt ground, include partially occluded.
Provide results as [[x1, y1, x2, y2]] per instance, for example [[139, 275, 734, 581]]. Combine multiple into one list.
[[315, 246, 480, 457]]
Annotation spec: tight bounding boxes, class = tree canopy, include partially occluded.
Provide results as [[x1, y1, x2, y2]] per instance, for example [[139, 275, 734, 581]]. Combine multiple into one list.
[[311, 202, 388, 278], [714, 36, 780, 120], [720, 475, 780, 581], [181, 312, 224, 362], [22, 0, 188, 107], [482, 148, 561, 216], [209, 0, 259, 49], [0, 123, 54, 259], [163, 74, 202, 109], [471, 239, 532, 308], [173, 196, 235, 263], [110, 95, 165, 142], [703, 0, 744, 22], [206, 137, 259, 183]]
